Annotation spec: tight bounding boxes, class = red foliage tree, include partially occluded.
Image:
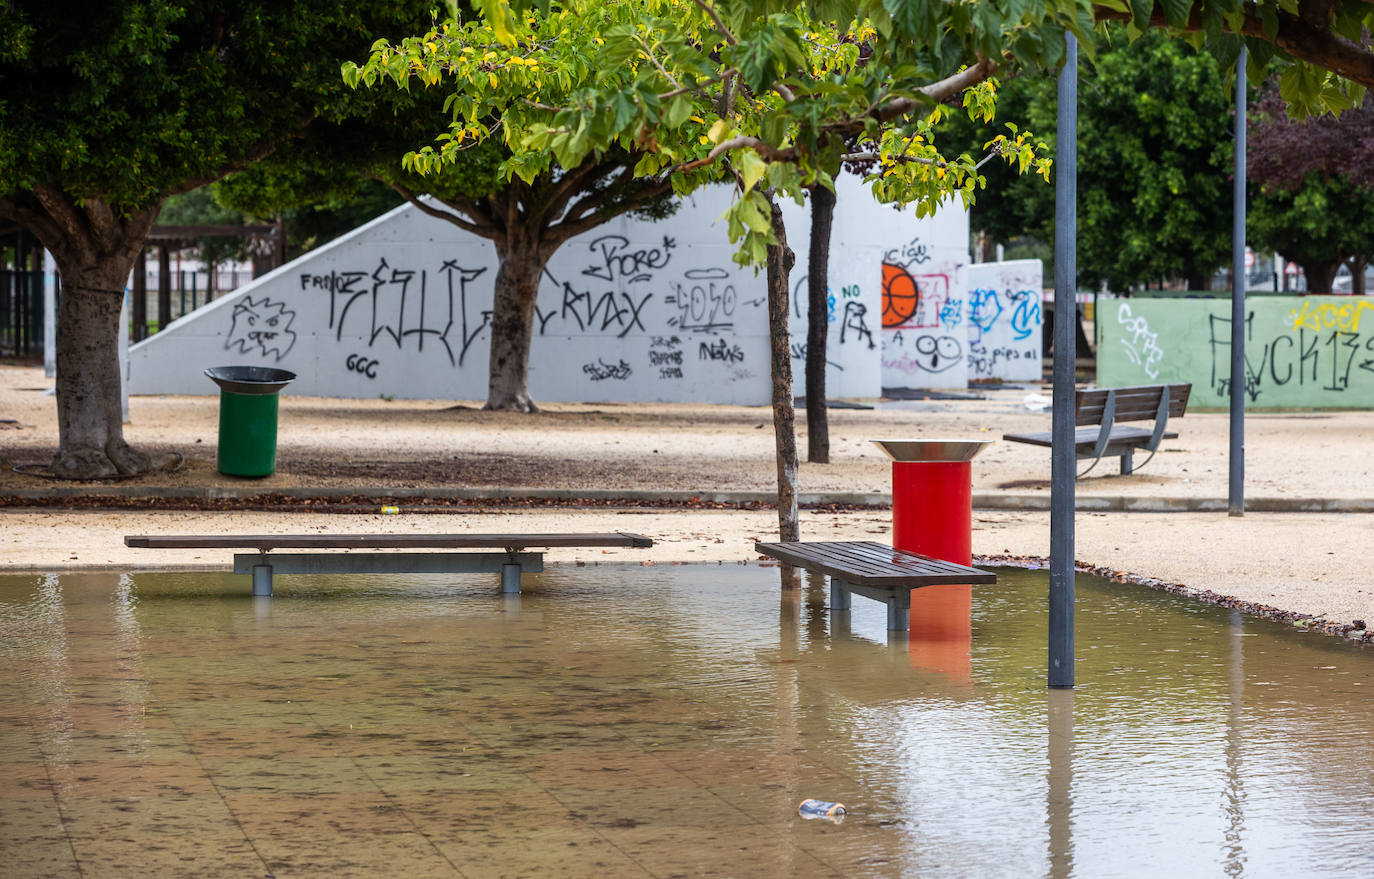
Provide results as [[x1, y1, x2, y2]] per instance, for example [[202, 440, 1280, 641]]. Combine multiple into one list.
[[1248, 91, 1374, 292]]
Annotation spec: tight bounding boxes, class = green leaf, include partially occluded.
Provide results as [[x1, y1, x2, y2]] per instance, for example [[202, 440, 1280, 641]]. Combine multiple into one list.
[[478, 0, 521, 47], [735, 149, 768, 192], [1160, 0, 1192, 29], [662, 96, 692, 130]]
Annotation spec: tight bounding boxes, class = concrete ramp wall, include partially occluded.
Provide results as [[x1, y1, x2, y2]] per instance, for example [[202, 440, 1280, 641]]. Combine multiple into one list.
[[129, 176, 970, 403]]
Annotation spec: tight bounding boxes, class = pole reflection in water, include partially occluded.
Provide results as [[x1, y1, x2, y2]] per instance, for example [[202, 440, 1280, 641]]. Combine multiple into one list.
[[1047, 688, 1075, 879], [111, 574, 152, 755], [907, 585, 973, 685], [33, 575, 76, 776], [1223, 609, 1247, 876], [778, 579, 803, 867]]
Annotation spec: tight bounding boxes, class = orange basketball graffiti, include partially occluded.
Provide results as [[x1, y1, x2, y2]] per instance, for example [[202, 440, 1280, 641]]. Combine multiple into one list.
[[881, 262, 920, 328]]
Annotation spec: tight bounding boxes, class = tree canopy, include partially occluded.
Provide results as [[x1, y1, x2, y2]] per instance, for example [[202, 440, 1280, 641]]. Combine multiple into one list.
[[1248, 88, 1374, 292], [0, 0, 436, 477], [944, 31, 1235, 291], [349, 1, 1050, 265]]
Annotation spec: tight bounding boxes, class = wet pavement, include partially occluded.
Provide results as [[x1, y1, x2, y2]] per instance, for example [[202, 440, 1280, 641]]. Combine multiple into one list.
[[2, 565, 1372, 877]]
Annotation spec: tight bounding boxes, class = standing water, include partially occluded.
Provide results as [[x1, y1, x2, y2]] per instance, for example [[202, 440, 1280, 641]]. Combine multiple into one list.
[[0, 565, 1371, 877]]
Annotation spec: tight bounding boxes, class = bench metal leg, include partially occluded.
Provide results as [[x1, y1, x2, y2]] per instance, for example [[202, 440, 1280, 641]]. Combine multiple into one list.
[[500, 563, 523, 594], [252, 564, 273, 597], [830, 577, 852, 611], [1120, 448, 1134, 475], [887, 591, 911, 632]]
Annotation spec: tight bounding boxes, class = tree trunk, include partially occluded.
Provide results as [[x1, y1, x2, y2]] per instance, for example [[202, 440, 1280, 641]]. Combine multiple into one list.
[[806, 186, 835, 464], [10, 195, 174, 479], [1349, 256, 1367, 295], [1297, 259, 1341, 293], [485, 236, 547, 412], [765, 195, 800, 549], [1186, 270, 1210, 293]]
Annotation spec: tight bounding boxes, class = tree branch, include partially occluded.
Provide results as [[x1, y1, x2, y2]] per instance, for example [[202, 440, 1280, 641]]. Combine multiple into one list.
[[0, 192, 72, 260], [693, 0, 738, 46], [30, 186, 93, 263], [678, 136, 797, 174], [547, 173, 675, 245], [387, 181, 496, 239], [869, 56, 998, 126], [1095, 3, 1374, 89], [539, 158, 626, 225]]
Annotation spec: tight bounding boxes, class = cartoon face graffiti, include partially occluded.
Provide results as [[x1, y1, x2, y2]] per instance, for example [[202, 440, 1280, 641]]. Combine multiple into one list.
[[913, 334, 962, 373], [226, 296, 297, 361]]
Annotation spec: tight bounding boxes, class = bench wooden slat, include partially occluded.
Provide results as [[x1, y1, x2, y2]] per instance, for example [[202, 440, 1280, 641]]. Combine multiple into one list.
[[756, 540, 995, 588], [1002, 425, 1179, 449], [124, 532, 654, 551], [790, 540, 897, 574], [822, 541, 986, 579], [1075, 384, 1189, 425]]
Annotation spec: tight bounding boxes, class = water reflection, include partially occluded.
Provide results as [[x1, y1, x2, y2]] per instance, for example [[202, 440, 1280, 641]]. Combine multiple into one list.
[[1, 566, 1372, 877], [1223, 610, 1246, 878], [1046, 689, 1075, 879], [907, 585, 972, 685]]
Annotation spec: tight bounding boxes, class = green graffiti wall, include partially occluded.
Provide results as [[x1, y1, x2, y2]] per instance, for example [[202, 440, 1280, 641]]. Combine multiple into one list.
[[1097, 296, 1374, 408]]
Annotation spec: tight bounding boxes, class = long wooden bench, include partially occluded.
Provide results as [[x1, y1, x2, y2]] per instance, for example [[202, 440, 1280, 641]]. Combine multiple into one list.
[[123, 532, 654, 596], [1003, 383, 1191, 477], [754, 540, 996, 632]]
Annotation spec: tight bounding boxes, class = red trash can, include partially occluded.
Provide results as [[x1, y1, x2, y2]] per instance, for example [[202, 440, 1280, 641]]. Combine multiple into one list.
[[873, 439, 992, 682], [873, 439, 991, 563]]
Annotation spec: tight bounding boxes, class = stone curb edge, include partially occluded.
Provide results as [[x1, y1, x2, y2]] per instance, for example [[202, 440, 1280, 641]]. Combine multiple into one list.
[[1, 485, 1372, 513]]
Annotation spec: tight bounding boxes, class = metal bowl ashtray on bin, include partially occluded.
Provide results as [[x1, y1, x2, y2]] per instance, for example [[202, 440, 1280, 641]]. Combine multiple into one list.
[[872, 439, 992, 564], [205, 366, 297, 477]]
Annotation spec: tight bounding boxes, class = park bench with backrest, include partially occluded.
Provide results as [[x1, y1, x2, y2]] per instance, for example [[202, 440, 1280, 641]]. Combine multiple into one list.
[[754, 540, 996, 631], [1002, 383, 1191, 477], [123, 532, 653, 596]]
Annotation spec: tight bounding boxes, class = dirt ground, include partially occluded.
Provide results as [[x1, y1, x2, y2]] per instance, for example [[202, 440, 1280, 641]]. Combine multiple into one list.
[[2, 362, 1371, 641]]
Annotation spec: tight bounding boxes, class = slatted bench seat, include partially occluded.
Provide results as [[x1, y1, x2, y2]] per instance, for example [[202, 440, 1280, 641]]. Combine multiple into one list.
[[754, 540, 996, 632], [123, 532, 654, 597], [1003, 382, 1191, 477]]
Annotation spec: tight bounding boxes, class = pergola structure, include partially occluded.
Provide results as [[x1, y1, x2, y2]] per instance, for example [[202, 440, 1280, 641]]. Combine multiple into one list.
[[133, 222, 285, 340]]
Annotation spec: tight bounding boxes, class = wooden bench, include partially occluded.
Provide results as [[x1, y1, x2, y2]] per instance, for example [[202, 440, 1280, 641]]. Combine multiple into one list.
[[123, 532, 654, 597], [754, 540, 996, 632], [1003, 383, 1191, 476]]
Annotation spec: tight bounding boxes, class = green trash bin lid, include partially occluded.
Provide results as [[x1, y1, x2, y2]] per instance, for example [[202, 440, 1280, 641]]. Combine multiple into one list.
[[205, 366, 297, 395]]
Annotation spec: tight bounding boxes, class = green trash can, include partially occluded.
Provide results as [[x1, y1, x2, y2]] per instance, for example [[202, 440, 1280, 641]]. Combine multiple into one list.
[[205, 366, 297, 477]]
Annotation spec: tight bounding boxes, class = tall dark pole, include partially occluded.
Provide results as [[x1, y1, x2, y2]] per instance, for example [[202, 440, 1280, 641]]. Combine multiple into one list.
[[1050, 34, 1078, 689], [1229, 48, 1247, 517], [157, 245, 172, 333]]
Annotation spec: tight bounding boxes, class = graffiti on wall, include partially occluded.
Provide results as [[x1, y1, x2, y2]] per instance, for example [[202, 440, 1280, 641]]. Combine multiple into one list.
[[137, 178, 961, 401], [299, 259, 491, 368], [1209, 313, 1374, 402], [880, 237, 969, 388], [225, 296, 297, 360], [961, 260, 1043, 382], [787, 274, 877, 374], [1097, 296, 1374, 409], [1116, 302, 1165, 380]]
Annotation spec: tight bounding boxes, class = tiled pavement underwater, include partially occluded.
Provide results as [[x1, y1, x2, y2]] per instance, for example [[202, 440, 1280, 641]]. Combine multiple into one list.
[[4, 566, 1374, 877]]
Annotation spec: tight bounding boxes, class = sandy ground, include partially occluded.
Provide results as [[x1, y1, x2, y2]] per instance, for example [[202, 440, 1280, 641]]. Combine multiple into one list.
[[2, 363, 1372, 638]]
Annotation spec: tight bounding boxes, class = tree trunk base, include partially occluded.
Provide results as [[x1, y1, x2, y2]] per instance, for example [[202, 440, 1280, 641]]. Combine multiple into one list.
[[49, 442, 179, 480], [483, 393, 541, 414]]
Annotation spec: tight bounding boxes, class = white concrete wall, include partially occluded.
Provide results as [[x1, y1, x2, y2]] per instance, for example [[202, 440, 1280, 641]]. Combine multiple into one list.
[[129, 175, 967, 403], [963, 259, 1043, 383]]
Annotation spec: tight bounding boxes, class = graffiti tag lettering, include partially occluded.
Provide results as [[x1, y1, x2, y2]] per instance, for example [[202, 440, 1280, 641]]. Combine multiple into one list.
[[583, 358, 633, 381]]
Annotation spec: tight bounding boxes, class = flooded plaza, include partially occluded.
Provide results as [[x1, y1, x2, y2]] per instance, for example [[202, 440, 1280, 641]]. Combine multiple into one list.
[[2, 564, 1372, 878]]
